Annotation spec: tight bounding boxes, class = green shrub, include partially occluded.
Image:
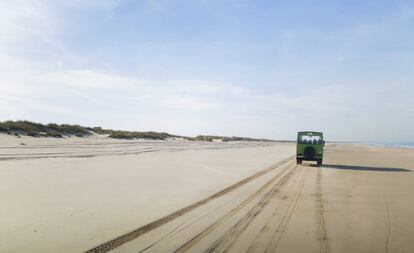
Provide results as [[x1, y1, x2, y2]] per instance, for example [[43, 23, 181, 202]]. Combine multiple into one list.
[[59, 124, 89, 135], [0, 121, 89, 137], [108, 132, 134, 139], [0, 124, 8, 132], [47, 130, 63, 138]]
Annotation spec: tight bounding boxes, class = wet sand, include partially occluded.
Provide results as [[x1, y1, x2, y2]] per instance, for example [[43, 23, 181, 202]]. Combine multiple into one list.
[[1, 135, 414, 253]]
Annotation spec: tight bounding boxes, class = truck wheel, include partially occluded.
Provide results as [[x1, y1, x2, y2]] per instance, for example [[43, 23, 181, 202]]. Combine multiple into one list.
[[297, 159, 302, 165], [317, 159, 322, 166], [304, 147, 316, 159]]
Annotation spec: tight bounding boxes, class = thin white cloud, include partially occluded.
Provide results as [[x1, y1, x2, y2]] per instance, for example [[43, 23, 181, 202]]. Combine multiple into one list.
[[38, 70, 137, 90], [1, 62, 413, 141], [161, 95, 220, 110]]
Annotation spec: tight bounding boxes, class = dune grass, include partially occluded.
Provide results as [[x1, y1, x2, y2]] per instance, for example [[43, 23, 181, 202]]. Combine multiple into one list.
[[0, 120, 275, 142], [0, 121, 89, 137], [194, 135, 274, 142]]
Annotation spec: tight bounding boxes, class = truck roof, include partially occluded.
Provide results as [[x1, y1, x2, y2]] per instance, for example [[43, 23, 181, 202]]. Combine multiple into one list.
[[297, 131, 323, 135]]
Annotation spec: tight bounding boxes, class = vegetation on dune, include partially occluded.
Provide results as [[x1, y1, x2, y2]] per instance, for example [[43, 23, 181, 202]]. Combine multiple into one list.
[[194, 135, 274, 142], [0, 124, 7, 132], [0, 121, 89, 137], [107, 131, 173, 140], [0, 120, 276, 142], [0, 121, 179, 140], [93, 127, 178, 140], [47, 123, 89, 136]]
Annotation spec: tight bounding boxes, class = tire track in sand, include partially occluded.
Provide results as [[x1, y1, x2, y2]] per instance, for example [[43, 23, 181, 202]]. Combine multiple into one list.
[[263, 166, 307, 253], [84, 156, 294, 253], [204, 166, 301, 253], [174, 162, 296, 253], [385, 199, 392, 253], [315, 167, 331, 253], [245, 166, 304, 253], [173, 162, 298, 253]]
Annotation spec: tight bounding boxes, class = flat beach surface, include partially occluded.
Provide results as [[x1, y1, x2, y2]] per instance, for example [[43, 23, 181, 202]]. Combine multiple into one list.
[[1, 135, 414, 253]]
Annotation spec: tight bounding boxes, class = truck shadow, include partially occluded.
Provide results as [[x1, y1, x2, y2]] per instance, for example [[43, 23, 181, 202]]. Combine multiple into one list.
[[322, 164, 411, 172]]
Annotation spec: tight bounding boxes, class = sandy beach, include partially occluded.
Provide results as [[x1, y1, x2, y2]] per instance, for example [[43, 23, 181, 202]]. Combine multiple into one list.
[[1, 135, 414, 253], [2, 0, 413, 252]]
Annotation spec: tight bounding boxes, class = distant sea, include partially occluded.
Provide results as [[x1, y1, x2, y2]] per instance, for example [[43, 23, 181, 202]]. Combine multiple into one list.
[[367, 142, 414, 149]]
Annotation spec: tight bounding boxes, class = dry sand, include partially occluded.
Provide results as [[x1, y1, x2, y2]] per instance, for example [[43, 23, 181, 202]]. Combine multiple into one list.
[[0, 134, 294, 253], [1, 135, 414, 253]]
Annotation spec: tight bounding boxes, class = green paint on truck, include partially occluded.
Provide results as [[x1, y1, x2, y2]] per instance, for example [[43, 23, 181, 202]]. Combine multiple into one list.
[[296, 131, 324, 166]]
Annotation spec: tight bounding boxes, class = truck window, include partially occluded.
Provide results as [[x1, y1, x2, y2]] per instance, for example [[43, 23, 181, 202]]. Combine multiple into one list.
[[298, 135, 321, 144]]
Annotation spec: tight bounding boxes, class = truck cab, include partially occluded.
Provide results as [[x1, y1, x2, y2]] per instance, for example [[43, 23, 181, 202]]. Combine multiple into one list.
[[296, 131, 324, 166]]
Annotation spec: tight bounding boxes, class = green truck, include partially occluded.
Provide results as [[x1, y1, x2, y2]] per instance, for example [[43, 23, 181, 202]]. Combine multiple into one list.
[[296, 131, 324, 166]]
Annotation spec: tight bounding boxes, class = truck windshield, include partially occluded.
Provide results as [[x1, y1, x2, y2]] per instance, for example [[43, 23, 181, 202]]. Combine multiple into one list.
[[298, 135, 322, 145]]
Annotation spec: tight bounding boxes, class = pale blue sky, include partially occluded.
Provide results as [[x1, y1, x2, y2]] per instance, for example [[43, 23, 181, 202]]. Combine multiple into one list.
[[1, 0, 413, 141]]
